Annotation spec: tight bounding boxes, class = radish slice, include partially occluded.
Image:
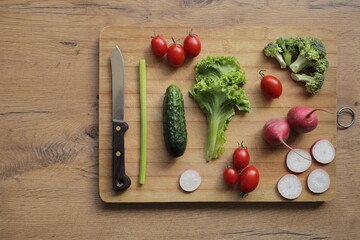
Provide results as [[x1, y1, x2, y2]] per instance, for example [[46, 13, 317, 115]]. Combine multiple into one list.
[[307, 169, 330, 193], [286, 149, 312, 173], [179, 169, 202, 192], [311, 139, 335, 164], [277, 174, 302, 200]]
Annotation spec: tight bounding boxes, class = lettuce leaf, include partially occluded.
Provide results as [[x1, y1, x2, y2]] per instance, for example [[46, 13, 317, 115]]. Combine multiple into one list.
[[189, 56, 250, 161]]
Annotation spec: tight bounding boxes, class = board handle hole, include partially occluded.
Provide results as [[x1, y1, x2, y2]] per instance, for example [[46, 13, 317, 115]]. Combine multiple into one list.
[[116, 179, 124, 188]]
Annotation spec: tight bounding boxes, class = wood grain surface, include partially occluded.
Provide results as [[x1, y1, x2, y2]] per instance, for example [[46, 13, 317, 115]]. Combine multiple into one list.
[[0, 0, 359, 239], [99, 26, 337, 202]]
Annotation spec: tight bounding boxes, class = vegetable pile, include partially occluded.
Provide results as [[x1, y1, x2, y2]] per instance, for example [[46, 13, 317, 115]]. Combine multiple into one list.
[[263, 37, 329, 94], [189, 56, 250, 161], [277, 138, 335, 199], [151, 31, 202, 67], [261, 105, 335, 199], [262, 105, 332, 159], [146, 30, 335, 201], [223, 142, 260, 195]]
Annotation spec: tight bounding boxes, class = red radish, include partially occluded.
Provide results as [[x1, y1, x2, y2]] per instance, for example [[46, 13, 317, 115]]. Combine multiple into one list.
[[287, 106, 332, 133], [179, 169, 201, 192], [263, 118, 311, 160], [277, 174, 302, 200], [263, 118, 290, 145], [311, 139, 335, 164], [307, 169, 330, 193], [286, 149, 312, 173]]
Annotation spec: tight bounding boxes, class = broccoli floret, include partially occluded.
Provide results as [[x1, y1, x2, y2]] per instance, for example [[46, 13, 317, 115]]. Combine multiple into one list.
[[291, 72, 325, 94], [289, 37, 329, 73], [263, 42, 286, 69], [276, 37, 299, 66]]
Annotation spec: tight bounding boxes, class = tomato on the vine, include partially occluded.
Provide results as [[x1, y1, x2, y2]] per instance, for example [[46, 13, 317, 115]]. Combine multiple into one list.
[[167, 38, 185, 67], [151, 36, 167, 57], [183, 32, 201, 58], [238, 166, 260, 193], [223, 167, 238, 186], [259, 70, 283, 99], [232, 141, 250, 169]]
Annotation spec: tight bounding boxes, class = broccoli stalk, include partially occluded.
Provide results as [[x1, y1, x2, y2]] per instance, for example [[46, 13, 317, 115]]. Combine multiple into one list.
[[189, 56, 250, 161], [276, 37, 299, 66], [290, 56, 329, 73], [289, 55, 312, 73], [291, 72, 325, 94], [263, 42, 286, 69]]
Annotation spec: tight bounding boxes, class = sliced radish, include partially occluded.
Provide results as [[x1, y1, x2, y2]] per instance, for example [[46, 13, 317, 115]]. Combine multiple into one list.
[[179, 169, 202, 192], [277, 174, 302, 200], [307, 169, 330, 194], [311, 139, 335, 164], [286, 149, 312, 173]]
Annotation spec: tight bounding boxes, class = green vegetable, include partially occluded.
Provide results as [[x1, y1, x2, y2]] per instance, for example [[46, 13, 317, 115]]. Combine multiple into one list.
[[275, 37, 299, 66], [139, 59, 147, 184], [263, 36, 329, 94], [291, 72, 324, 94], [289, 37, 328, 73], [263, 42, 286, 69], [189, 56, 250, 161], [163, 85, 187, 157]]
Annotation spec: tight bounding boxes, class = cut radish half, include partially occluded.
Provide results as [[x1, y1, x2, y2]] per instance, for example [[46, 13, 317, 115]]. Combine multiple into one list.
[[311, 139, 335, 164], [286, 149, 312, 173], [307, 169, 330, 193], [179, 169, 202, 192], [277, 174, 302, 200]]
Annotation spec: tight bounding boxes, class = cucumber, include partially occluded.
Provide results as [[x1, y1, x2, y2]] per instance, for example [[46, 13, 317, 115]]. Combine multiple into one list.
[[163, 85, 187, 157]]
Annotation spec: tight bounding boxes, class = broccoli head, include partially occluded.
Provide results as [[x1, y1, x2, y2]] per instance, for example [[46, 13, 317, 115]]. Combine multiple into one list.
[[263, 42, 286, 69], [276, 37, 299, 66], [289, 37, 329, 73], [291, 72, 325, 94]]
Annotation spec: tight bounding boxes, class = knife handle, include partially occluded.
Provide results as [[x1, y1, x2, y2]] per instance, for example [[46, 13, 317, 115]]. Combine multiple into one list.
[[112, 120, 131, 191]]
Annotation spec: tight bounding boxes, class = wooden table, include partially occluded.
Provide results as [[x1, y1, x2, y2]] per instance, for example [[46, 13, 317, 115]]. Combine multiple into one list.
[[1, 1, 359, 239]]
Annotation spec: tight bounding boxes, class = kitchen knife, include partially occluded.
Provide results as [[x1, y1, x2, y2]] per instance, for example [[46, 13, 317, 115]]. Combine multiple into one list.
[[110, 45, 131, 191]]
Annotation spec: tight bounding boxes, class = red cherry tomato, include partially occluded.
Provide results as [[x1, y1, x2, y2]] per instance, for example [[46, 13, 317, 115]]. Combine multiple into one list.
[[167, 39, 185, 67], [238, 166, 260, 193], [151, 36, 168, 57], [223, 167, 238, 186], [183, 32, 201, 58], [259, 70, 283, 99], [232, 141, 250, 169]]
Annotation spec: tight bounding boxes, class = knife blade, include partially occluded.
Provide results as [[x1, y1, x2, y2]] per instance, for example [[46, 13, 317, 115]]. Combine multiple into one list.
[[110, 45, 131, 191]]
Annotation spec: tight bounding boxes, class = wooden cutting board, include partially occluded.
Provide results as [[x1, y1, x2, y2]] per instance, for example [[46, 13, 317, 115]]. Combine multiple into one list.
[[99, 26, 337, 202]]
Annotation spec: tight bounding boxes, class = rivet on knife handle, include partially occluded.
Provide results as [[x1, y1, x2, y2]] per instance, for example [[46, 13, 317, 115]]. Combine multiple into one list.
[[112, 120, 131, 191]]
